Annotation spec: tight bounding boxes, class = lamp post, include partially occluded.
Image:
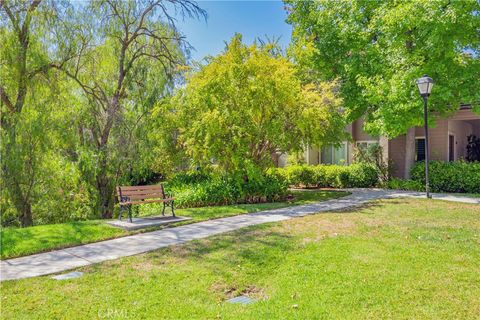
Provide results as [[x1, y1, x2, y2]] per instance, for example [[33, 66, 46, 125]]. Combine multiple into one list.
[[416, 75, 434, 199]]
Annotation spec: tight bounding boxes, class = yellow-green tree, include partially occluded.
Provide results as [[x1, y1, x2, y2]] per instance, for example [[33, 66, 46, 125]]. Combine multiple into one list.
[[172, 35, 347, 174]]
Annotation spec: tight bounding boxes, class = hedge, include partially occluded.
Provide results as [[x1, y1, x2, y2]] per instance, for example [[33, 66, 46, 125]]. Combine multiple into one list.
[[166, 170, 289, 208], [410, 161, 480, 193], [385, 178, 424, 192], [274, 164, 379, 188]]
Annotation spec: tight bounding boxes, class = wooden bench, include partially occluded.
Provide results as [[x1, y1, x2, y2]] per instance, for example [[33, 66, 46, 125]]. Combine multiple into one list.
[[116, 185, 175, 222]]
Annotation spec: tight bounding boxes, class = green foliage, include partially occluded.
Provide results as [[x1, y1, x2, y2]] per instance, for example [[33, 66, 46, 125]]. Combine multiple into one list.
[[276, 165, 317, 187], [1, 0, 203, 226], [169, 170, 212, 186], [466, 135, 480, 162], [166, 170, 289, 208], [385, 178, 424, 192], [172, 34, 347, 173], [276, 164, 378, 188], [353, 144, 389, 181], [286, 0, 480, 137], [410, 161, 480, 193]]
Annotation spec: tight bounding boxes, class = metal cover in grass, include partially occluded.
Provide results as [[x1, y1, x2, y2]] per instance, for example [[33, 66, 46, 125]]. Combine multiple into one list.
[[226, 295, 256, 305], [52, 271, 83, 280]]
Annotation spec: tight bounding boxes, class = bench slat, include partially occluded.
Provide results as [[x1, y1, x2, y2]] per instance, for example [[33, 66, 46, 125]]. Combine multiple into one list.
[[118, 185, 164, 191], [119, 198, 175, 205], [118, 189, 164, 196], [123, 193, 165, 200], [117, 189, 162, 196]]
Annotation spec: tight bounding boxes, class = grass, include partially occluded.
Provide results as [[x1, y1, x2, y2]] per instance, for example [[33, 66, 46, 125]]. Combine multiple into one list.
[[0, 190, 347, 259], [2, 198, 479, 319], [446, 193, 480, 198]]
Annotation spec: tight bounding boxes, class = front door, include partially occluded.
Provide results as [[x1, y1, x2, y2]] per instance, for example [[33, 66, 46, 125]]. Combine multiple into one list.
[[449, 135, 455, 161]]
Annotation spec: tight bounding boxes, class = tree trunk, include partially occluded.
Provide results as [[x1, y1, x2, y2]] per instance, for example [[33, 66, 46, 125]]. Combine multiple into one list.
[[2, 126, 34, 227], [96, 168, 115, 219], [20, 201, 33, 227], [404, 127, 416, 179], [7, 178, 34, 227]]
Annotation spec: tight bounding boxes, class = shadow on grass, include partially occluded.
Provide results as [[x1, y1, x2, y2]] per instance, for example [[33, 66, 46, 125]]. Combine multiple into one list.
[[146, 223, 296, 273], [326, 199, 406, 215]]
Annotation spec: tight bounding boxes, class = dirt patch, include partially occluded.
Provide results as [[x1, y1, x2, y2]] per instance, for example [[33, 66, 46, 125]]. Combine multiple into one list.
[[241, 285, 268, 300], [210, 281, 238, 299], [275, 214, 359, 243], [211, 282, 267, 301]]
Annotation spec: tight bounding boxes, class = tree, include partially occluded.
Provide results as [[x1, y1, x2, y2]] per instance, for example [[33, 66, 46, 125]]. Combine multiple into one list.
[[54, 0, 205, 219], [286, 0, 480, 177], [172, 35, 347, 175], [0, 0, 72, 226]]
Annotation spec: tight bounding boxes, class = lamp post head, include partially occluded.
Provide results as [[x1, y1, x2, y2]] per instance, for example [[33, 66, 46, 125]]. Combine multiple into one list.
[[416, 75, 434, 98]]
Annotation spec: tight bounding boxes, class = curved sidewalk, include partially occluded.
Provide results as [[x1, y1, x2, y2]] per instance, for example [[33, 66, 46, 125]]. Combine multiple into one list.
[[1, 189, 478, 281]]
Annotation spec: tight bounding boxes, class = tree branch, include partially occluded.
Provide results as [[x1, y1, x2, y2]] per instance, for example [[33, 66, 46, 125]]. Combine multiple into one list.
[[0, 86, 15, 113]]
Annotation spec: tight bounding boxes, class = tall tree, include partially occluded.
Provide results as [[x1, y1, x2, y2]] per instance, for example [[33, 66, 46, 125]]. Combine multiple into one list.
[[286, 0, 480, 176], [0, 0, 72, 226], [55, 0, 205, 218], [171, 35, 347, 174]]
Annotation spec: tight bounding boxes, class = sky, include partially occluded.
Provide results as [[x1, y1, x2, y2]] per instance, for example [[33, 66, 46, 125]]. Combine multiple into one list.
[[175, 0, 292, 62]]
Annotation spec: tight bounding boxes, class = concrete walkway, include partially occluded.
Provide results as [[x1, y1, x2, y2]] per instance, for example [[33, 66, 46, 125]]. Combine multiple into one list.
[[1, 189, 478, 281]]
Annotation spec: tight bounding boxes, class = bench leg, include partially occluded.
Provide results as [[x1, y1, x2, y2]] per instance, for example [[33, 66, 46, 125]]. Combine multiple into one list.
[[119, 205, 125, 221], [171, 201, 175, 217], [128, 205, 132, 223], [162, 202, 166, 216]]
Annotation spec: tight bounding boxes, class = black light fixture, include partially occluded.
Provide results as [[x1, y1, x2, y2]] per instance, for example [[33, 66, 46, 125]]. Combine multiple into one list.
[[416, 75, 434, 198]]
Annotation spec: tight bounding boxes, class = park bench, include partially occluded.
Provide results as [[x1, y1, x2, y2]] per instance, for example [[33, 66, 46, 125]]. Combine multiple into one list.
[[116, 185, 175, 223]]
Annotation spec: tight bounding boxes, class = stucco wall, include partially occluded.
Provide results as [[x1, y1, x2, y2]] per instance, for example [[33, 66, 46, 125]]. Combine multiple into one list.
[[448, 120, 473, 160], [388, 135, 406, 178], [352, 118, 378, 141], [305, 146, 320, 165], [389, 120, 449, 177]]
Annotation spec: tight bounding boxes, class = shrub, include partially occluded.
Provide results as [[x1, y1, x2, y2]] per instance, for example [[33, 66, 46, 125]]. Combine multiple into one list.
[[353, 144, 389, 181], [466, 135, 480, 162], [385, 178, 424, 192], [410, 161, 480, 193], [165, 170, 289, 208], [344, 164, 379, 188], [277, 163, 379, 188], [282, 165, 317, 187], [169, 170, 212, 186]]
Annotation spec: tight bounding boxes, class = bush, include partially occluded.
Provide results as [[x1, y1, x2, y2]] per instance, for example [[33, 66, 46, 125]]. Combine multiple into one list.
[[385, 178, 424, 192], [165, 170, 289, 208], [410, 161, 480, 193], [282, 165, 317, 187], [277, 163, 379, 188], [169, 170, 212, 186]]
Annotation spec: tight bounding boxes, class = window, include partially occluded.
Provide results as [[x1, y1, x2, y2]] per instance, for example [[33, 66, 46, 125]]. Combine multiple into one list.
[[448, 135, 455, 162], [321, 142, 347, 165], [415, 138, 425, 161], [355, 141, 379, 151]]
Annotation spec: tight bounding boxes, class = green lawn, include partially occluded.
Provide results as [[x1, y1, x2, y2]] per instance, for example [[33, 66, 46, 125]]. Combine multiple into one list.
[[2, 199, 479, 319], [1, 190, 347, 259]]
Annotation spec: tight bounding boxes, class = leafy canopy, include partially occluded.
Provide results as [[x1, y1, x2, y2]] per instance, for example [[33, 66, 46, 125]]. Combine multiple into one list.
[[286, 0, 480, 137], [170, 34, 346, 172]]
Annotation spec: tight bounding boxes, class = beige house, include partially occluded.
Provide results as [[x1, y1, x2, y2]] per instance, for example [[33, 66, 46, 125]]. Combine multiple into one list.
[[277, 106, 480, 178]]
